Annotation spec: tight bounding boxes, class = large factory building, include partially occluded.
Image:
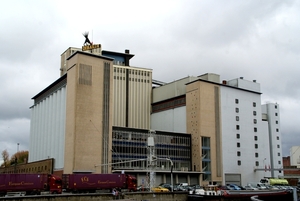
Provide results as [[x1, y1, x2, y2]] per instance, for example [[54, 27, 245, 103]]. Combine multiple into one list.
[[27, 42, 283, 186]]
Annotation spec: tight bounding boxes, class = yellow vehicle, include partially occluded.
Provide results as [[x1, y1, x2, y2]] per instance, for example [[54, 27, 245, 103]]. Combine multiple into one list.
[[151, 186, 170, 192], [260, 178, 289, 186]]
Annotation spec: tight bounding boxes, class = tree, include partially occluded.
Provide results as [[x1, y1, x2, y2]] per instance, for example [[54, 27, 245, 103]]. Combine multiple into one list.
[[1, 149, 9, 167], [11, 151, 29, 164]]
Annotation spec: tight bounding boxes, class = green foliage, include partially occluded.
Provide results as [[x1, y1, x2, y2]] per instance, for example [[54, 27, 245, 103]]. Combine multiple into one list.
[[1, 150, 29, 167]]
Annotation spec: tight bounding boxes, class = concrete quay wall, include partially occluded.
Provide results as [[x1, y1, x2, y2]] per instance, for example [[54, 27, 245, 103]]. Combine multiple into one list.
[[0, 192, 188, 201]]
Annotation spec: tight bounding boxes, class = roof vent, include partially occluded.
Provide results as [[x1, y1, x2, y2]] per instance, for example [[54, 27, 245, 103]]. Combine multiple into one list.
[[125, 49, 130, 54]]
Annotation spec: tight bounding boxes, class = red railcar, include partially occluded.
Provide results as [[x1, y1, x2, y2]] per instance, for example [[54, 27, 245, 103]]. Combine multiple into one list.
[[0, 174, 62, 196], [62, 173, 137, 193]]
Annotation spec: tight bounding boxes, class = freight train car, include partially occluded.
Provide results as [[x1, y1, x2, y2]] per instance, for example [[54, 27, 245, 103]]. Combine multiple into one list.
[[62, 173, 137, 193], [0, 174, 62, 196]]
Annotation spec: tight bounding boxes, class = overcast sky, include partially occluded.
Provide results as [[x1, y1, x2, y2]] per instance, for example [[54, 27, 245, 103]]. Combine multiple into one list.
[[0, 0, 299, 164]]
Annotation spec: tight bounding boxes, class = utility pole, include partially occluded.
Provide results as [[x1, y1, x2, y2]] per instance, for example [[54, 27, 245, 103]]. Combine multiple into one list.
[[14, 143, 19, 173], [147, 130, 156, 191], [95, 130, 174, 193]]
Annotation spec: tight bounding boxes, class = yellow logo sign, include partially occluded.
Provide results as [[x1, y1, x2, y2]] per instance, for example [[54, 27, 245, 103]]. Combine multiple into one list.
[[82, 44, 101, 51], [81, 176, 89, 183]]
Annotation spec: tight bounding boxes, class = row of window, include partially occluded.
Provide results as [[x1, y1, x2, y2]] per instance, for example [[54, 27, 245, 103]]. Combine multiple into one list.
[[236, 125, 277, 133], [235, 99, 257, 107], [237, 152, 281, 157], [237, 160, 282, 166], [235, 108, 257, 116], [236, 142, 259, 148], [237, 139, 279, 148], [152, 97, 186, 113], [113, 133, 190, 145], [114, 68, 151, 76], [112, 129, 191, 170], [113, 76, 150, 83], [235, 101, 279, 119], [237, 135, 279, 141], [235, 125, 258, 132], [2, 165, 48, 174], [235, 116, 257, 123], [236, 134, 258, 140], [201, 137, 211, 181], [235, 101, 278, 109]]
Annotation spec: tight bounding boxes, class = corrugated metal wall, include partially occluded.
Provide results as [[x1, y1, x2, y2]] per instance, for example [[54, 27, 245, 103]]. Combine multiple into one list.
[[113, 66, 152, 129], [29, 86, 66, 170]]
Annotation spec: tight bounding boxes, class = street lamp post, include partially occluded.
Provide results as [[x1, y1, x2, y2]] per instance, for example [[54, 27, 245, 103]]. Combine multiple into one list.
[[166, 158, 173, 192], [263, 158, 266, 177], [15, 143, 20, 173]]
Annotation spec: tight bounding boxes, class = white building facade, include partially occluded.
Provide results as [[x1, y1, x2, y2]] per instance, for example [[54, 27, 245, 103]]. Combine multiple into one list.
[[151, 75, 283, 186], [290, 146, 300, 168], [29, 77, 67, 171], [220, 78, 270, 185], [262, 103, 284, 177]]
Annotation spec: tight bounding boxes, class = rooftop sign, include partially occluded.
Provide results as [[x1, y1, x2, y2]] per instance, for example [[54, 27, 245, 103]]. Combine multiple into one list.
[[82, 32, 101, 51]]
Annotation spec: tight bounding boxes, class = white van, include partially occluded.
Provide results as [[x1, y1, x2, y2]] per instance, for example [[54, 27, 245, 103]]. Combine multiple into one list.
[[176, 183, 189, 191], [178, 183, 188, 186]]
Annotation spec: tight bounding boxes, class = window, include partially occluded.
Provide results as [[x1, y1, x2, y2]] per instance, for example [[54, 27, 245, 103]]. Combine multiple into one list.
[[237, 160, 241, 166], [275, 113, 278, 116], [253, 119, 257, 124], [256, 161, 259, 166], [278, 153, 280, 156], [236, 108, 239, 113], [255, 144, 258, 149], [254, 127, 257, 132], [255, 153, 259, 157], [235, 99, 239, 104], [253, 111, 257, 116], [275, 105, 277, 109], [236, 134, 240, 139], [253, 102, 256, 107], [237, 142, 240, 148], [236, 116, 239, 121], [236, 125, 240, 130], [278, 161, 281, 165], [277, 144, 280, 148], [254, 136, 258, 141], [202, 137, 210, 147], [237, 151, 241, 156], [277, 136, 279, 140], [276, 128, 279, 132], [276, 121, 278, 124]]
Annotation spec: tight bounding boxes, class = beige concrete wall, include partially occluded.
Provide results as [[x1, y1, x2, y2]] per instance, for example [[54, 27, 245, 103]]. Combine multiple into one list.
[[0, 158, 54, 174], [64, 53, 113, 174], [186, 80, 222, 184]]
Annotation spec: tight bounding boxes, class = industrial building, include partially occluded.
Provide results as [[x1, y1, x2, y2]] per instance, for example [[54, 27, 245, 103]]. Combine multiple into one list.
[[27, 42, 283, 186]]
